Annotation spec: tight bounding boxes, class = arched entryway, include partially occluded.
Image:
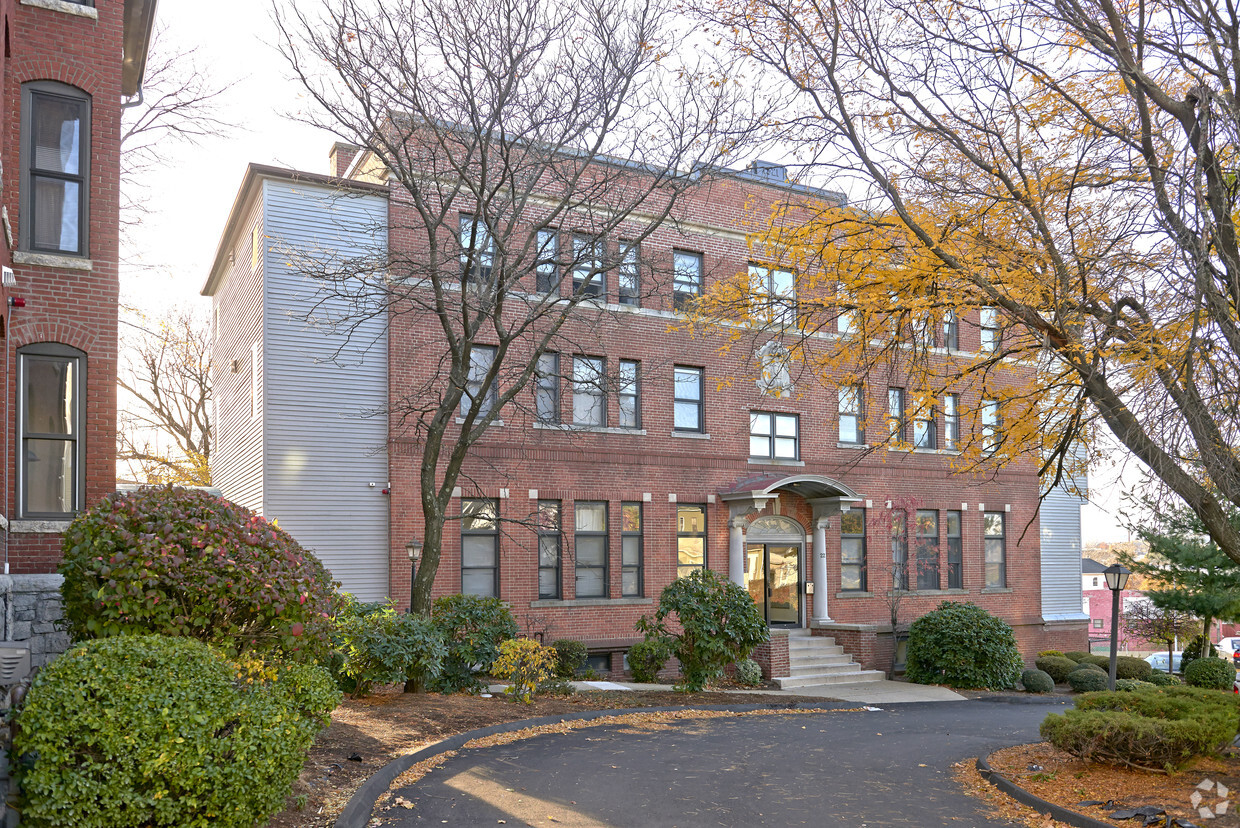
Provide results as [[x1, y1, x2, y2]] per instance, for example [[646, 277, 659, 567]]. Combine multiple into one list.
[[745, 515, 805, 627]]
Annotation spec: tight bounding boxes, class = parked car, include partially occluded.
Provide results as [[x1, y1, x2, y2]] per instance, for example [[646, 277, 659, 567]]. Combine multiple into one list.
[[1145, 652, 1183, 673], [1216, 637, 1240, 665]]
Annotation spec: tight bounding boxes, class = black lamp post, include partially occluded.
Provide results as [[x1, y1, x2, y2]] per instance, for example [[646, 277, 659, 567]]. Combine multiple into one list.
[[406, 539, 423, 614], [1104, 563, 1131, 690]]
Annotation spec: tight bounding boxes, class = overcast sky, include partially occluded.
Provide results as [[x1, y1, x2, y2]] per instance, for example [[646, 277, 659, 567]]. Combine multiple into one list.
[[126, 0, 1134, 543]]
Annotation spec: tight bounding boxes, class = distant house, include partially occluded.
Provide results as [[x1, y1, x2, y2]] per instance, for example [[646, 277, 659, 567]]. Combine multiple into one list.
[[1082, 557, 1107, 592]]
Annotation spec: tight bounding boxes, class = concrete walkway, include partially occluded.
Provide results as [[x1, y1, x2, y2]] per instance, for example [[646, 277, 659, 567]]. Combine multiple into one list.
[[488, 678, 967, 703]]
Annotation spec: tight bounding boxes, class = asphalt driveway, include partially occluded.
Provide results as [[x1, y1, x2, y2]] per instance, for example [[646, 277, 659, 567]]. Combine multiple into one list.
[[372, 697, 1070, 827]]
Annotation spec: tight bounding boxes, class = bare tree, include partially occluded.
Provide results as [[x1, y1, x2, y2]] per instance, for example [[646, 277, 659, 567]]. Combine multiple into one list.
[[118, 307, 212, 486], [1123, 600, 1196, 672], [694, 0, 1240, 562], [276, 0, 766, 613]]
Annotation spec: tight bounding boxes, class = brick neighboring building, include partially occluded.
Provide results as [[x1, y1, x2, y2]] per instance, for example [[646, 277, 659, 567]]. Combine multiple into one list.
[[206, 148, 1089, 677], [0, 0, 154, 575]]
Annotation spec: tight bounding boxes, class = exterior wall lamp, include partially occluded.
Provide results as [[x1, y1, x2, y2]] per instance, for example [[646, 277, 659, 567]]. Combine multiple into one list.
[[406, 539, 423, 614], [1104, 563, 1131, 690]]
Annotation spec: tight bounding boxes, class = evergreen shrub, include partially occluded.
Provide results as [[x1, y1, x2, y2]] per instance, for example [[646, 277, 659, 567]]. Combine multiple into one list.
[[735, 658, 763, 686], [1115, 655, 1153, 681], [1068, 668, 1110, 692], [1063, 651, 1092, 662], [429, 594, 518, 693], [333, 602, 446, 696], [1021, 668, 1055, 693], [1184, 657, 1236, 691], [551, 639, 588, 678], [905, 602, 1022, 689], [627, 638, 672, 683], [1035, 656, 1078, 684]]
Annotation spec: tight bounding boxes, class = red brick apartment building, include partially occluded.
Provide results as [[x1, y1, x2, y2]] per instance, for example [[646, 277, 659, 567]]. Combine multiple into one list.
[[0, 0, 155, 573], [207, 146, 1089, 680]]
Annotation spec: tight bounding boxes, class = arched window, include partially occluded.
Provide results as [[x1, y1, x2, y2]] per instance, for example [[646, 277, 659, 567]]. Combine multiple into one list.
[[21, 81, 91, 257], [18, 343, 85, 517]]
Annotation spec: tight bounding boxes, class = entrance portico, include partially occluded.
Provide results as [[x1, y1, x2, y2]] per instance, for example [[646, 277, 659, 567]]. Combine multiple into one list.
[[720, 474, 862, 625]]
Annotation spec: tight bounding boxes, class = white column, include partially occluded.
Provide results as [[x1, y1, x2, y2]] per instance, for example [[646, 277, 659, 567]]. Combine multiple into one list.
[[812, 516, 832, 622], [729, 516, 746, 587]]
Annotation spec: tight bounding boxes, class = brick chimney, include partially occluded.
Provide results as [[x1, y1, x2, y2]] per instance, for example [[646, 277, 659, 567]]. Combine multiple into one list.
[[328, 142, 362, 178]]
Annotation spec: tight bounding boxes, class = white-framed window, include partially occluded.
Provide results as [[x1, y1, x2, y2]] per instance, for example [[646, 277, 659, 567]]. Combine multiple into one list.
[[942, 393, 960, 450], [943, 310, 959, 350], [461, 498, 499, 597], [984, 511, 1006, 588], [461, 345, 497, 417], [535, 229, 559, 293], [748, 264, 796, 325], [887, 387, 906, 443], [534, 352, 559, 424], [673, 366, 703, 432], [840, 509, 866, 591], [573, 235, 604, 298], [575, 502, 608, 598], [572, 356, 605, 426], [18, 343, 84, 518], [618, 242, 639, 306], [912, 395, 936, 449], [673, 250, 702, 309], [980, 307, 1000, 354], [839, 384, 864, 444], [981, 397, 1001, 455], [459, 214, 494, 284], [618, 359, 640, 428], [749, 411, 798, 459], [22, 82, 90, 256]]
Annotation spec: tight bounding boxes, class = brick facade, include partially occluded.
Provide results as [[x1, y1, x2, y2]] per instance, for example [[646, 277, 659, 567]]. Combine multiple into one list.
[[0, 0, 148, 573]]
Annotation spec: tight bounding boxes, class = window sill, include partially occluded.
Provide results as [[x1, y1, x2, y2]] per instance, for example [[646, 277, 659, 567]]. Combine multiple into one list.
[[12, 251, 93, 271], [454, 417, 503, 426], [19, 0, 97, 18], [835, 590, 873, 598], [671, 431, 710, 439], [533, 422, 646, 436], [887, 446, 962, 456], [900, 588, 969, 596], [836, 442, 869, 449], [530, 597, 653, 608], [747, 458, 805, 467], [981, 587, 1012, 594], [9, 519, 72, 534]]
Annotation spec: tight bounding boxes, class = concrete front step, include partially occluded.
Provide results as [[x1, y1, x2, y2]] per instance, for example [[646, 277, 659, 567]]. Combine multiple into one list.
[[786, 661, 871, 678], [789, 654, 854, 670], [774, 669, 887, 689]]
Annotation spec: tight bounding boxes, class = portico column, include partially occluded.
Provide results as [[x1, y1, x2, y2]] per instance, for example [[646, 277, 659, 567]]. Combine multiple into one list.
[[729, 516, 747, 587], [812, 516, 832, 623]]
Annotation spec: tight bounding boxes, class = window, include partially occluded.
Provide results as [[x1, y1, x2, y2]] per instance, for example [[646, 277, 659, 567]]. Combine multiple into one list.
[[575, 502, 608, 598], [459, 215, 494, 284], [676, 504, 706, 578], [887, 387, 906, 444], [672, 250, 702, 309], [838, 306, 858, 336], [621, 502, 643, 596], [943, 310, 959, 351], [839, 384, 864, 444], [748, 264, 796, 325], [673, 366, 703, 432], [912, 395, 936, 449], [536, 229, 559, 294], [981, 398, 1001, 455], [942, 393, 960, 450], [749, 411, 798, 460], [22, 83, 90, 256], [618, 242, 639, 306], [19, 344, 84, 517], [572, 356, 605, 426], [537, 500, 561, 599], [980, 307, 1000, 354], [1091, 576, 1099, 587], [840, 509, 866, 591], [618, 359, 640, 428], [1092, 618, 1103, 629], [891, 510, 908, 590], [984, 511, 1006, 588], [914, 510, 940, 590], [945, 510, 962, 589], [573, 235, 604, 298], [461, 499, 499, 597], [534, 352, 559, 424], [461, 345, 497, 417]]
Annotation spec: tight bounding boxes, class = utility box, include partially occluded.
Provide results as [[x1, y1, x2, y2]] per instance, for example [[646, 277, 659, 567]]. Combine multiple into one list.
[[0, 646, 30, 686]]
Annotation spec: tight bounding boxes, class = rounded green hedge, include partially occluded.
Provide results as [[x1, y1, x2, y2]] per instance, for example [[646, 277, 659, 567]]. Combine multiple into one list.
[[1063, 651, 1092, 662], [735, 658, 763, 686], [14, 635, 339, 828], [1146, 671, 1181, 687], [628, 638, 671, 683], [551, 639, 588, 678], [1034, 655, 1078, 684], [1071, 662, 1107, 675], [905, 602, 1022, 690], [1021, 668, 1055, 693], [59, 487, 338, 662], [1184, 657, 1236, 690], [1115, 655, 1153, 680], [1078, 654, 1111, 669], [1068, 668, 1110, 692]]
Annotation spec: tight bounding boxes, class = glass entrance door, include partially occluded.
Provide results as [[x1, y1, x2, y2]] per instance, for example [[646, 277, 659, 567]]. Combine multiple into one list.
[[745, 543, 801, 626]]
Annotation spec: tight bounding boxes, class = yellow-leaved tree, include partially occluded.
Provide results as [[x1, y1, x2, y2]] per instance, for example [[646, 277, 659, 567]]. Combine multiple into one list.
[[685, 0, 1240, 561]]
